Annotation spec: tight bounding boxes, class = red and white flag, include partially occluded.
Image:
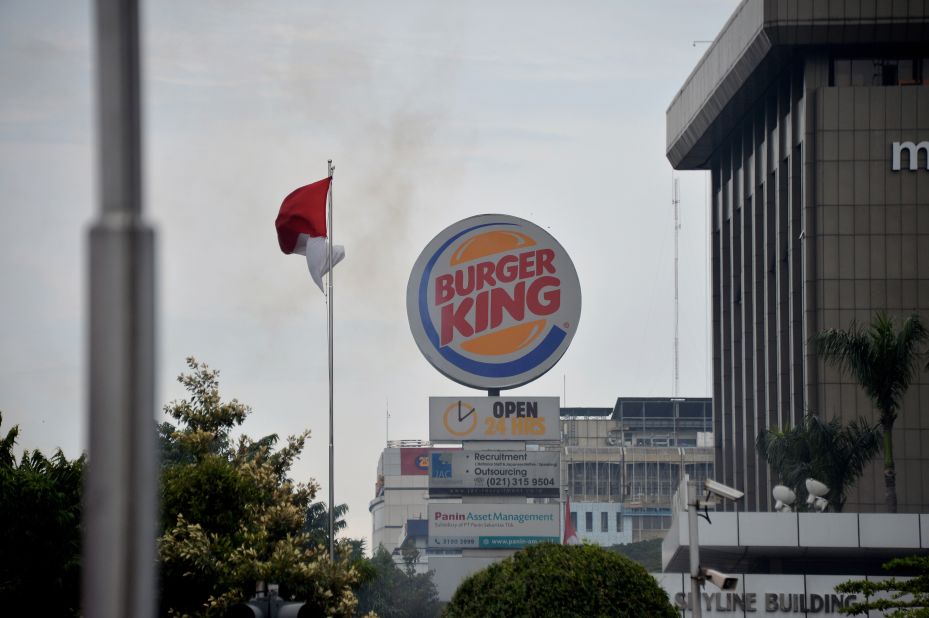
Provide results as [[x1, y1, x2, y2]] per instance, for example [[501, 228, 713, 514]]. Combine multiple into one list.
[[563, 496, 580, 545], [275, 176, 345, 292]]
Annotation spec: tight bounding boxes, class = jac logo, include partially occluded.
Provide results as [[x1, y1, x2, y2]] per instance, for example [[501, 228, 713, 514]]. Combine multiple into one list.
[[407, 215, 581, 390], [891, 141, 929, 171]]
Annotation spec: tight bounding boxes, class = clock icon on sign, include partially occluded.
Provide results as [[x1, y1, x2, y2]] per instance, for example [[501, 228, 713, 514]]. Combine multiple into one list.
[[443, 400, 477, 437]]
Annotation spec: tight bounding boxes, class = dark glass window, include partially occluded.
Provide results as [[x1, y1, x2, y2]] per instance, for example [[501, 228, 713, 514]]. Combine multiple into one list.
[[644, 401, 673, 417], [851, 59, 876, 85], [585, 512, 593, 532], [833, 59, 851, 86], [678, 401, 706, 418], [570, 512, 577, 531], [618, 400, 643, 419], [616, 512, 624, 532], [832, 57, 921, 87], [601, 512, 609, 533], [898, 59, 915, 85]]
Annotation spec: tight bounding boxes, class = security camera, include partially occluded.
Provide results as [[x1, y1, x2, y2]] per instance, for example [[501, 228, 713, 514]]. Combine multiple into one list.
[[703, 568, 739, 591], [704, 479, 744, 501], [773, 485, 796, 512], [805, 478, 829, 497]]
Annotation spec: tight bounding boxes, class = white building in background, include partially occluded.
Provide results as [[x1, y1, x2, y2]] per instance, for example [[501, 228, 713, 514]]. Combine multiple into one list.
[[368, 440, 432, 556]]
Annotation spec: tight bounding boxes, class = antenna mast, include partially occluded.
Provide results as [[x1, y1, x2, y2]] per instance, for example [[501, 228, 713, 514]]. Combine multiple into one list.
[[673, 176, 680, 397]]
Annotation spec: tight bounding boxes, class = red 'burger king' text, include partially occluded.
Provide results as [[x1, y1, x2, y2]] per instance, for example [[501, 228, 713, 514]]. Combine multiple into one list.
[[433, 248, 561, 346]]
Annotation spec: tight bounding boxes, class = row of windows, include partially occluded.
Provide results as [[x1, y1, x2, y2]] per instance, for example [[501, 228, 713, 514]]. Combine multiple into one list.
[[568, 512, 674, 534], [570, 511, 624, 534], [830, 57, 929, 87], [566, 462, 713, 501], [616, 400, 711, 419]]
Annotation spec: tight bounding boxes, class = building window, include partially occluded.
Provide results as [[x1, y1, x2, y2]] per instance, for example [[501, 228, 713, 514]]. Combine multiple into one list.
[[601, 512, 609, 533], [831, 57, 922, 86], [585, 512, 593, 532], [570, 512, 577, 532], [616, 512, 624, 532]]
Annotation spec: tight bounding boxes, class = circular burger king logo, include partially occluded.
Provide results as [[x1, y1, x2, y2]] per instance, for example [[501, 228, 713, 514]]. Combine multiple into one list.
[[406, 214, 581, 390]]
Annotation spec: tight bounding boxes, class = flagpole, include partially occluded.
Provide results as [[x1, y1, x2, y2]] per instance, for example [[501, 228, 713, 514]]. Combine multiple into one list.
[[327, 159, 335, 560]]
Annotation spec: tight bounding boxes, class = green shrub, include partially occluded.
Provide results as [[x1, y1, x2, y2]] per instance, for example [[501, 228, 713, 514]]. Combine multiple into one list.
[[443, 543, 677, 618]]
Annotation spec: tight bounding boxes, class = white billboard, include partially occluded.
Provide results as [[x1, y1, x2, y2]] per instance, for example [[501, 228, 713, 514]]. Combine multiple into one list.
[[428, 503, 560, 549], [428, 450, 560, 498], [429, 396, 560, 442]]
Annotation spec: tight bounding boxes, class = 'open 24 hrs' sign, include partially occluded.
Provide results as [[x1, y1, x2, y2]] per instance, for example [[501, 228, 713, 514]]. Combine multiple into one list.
[[429, 397, 560, 442]]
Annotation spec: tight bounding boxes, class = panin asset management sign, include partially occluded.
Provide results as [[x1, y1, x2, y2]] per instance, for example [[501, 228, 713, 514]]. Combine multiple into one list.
[[407, 214, 581, 390], [428, 503, 560, 549], [429, 396, 560, 442]]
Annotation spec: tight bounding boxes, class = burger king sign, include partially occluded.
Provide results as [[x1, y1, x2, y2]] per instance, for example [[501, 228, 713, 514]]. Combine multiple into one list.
[[407, 215, 581, 390]]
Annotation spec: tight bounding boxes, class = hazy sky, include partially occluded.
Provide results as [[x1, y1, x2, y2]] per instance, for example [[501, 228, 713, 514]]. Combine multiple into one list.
[[0, 0, 738, 546]]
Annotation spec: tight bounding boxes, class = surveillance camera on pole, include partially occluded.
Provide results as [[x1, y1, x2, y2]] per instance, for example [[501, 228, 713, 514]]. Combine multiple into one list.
[[704, 479, 745, 502], [686, 476, 743, 618], [702, 567, 739, 591]]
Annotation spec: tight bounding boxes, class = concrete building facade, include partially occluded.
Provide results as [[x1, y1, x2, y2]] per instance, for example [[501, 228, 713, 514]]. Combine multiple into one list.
[[562, 398, 715, 543], [667, 0, 929, 512]]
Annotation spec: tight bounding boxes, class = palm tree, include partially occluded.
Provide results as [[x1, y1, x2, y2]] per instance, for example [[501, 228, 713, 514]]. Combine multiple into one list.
[[303, 500, 348, 550], [815, 312, 928, 512], [756, 414, 881, 512]]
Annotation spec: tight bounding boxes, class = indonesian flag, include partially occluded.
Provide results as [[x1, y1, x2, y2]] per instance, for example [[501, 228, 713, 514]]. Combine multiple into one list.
[[275, 176, 345, 292], [563, 496, 580, 545]]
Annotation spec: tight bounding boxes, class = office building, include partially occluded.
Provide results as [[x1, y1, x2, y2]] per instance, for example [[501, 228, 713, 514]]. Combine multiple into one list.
[[666, 0, 929, 512]]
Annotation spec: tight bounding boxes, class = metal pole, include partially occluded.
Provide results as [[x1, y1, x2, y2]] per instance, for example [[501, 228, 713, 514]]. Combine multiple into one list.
[[687, 479, 702, 618], [85, 1, 156, 617], [327, 160, 335, 560], [673, 176, 680, 398]]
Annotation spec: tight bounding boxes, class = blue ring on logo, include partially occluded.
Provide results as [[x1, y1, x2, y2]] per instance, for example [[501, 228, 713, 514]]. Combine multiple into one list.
[[418, 222, 567, 379]]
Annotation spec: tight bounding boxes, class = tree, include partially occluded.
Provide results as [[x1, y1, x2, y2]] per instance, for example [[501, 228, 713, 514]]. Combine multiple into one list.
[[835, 555, 929, 616], [158, 357, 359, 617], [756, 414, 881, 512], [608, 538, 663, 572], [354, 546, 442, 618], [303, 500, 348, 549], [0, 412, 83, 617], [815, 312, 928, 512], [444, 543, 677, 618]]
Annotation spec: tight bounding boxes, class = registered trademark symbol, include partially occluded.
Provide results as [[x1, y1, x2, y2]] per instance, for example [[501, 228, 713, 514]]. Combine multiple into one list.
[[563, 322, 570, 328]]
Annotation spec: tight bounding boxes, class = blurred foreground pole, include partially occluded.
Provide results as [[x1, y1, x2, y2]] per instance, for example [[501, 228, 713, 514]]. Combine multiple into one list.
[[84, 0, 156, 617]]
